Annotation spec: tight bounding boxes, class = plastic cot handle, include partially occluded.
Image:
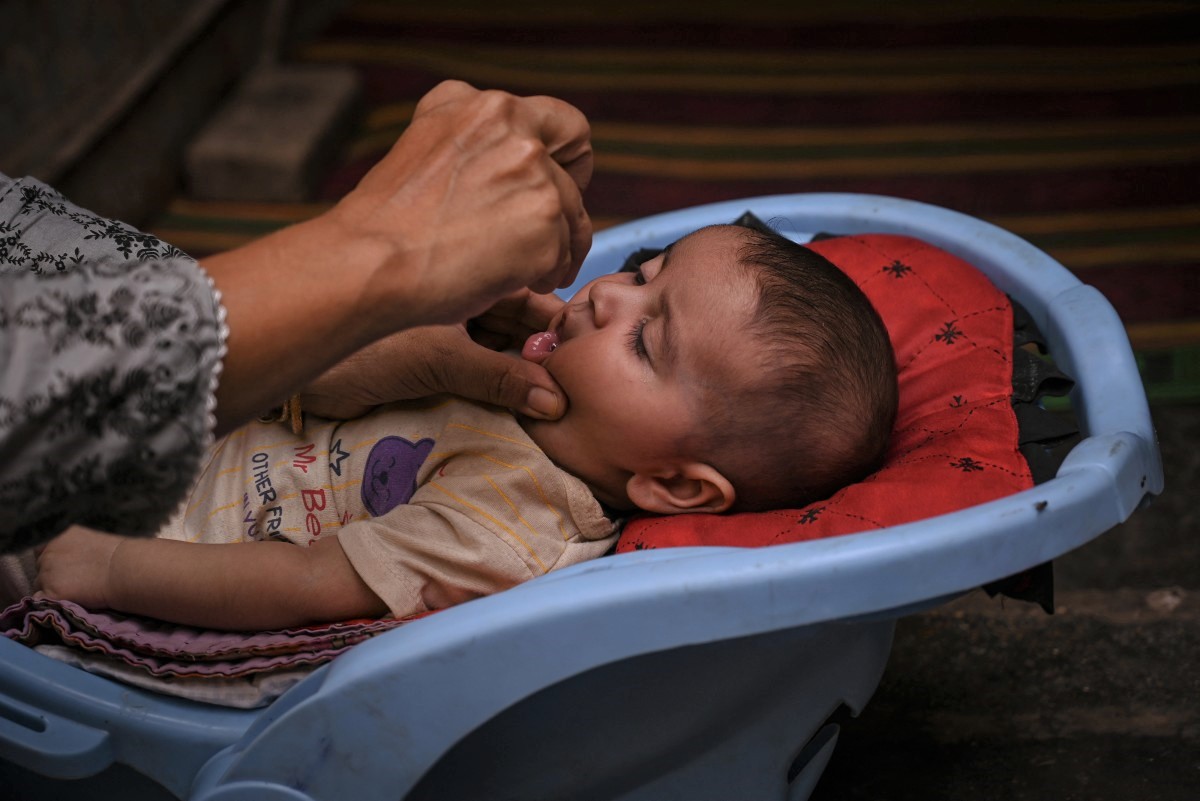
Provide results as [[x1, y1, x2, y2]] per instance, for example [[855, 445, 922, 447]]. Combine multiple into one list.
[[0, 690, 113, 779]]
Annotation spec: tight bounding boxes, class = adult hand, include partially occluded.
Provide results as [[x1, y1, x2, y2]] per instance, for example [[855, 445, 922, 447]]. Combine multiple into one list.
[[300, 290, 568, 421], [203, 81, 590, 432], [329, 79, 593, 326]]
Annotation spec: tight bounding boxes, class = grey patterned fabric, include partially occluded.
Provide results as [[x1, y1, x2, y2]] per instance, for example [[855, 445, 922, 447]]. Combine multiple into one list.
[[0, 173, 226, 553]]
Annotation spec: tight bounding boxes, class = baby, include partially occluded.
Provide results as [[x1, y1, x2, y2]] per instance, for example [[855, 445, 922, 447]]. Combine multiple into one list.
[[29, 224, 897, 631]]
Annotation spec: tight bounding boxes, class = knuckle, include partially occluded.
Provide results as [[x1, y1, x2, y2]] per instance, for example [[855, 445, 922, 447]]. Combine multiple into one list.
[[475, 88, 518, 121], [574, 204, 592, 238], [418, 79, 468, 111], [493, 364, 526, 405], [428, 333, 458, 363], [527, 232, 561, 272], [529, 185, 561, 220], [402, 335, 453, 394], [503, 136, 545, 172], [425, 359, 454, 396]]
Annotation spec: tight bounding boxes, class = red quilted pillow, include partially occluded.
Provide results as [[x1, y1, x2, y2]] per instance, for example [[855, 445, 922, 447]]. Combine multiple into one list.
[[616, 234, 1033, 552]]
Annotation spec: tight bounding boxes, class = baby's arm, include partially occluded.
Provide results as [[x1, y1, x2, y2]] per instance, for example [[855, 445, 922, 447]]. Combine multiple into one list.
[[36, 526, 387, 631]]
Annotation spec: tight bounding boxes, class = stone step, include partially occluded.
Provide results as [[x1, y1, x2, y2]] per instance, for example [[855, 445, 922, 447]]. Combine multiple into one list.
[[184, 64, 361, 203]]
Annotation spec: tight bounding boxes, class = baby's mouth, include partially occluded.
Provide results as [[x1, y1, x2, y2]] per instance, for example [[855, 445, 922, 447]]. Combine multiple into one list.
[[521, 329, 560, 364], [522, 308, 568, 364]]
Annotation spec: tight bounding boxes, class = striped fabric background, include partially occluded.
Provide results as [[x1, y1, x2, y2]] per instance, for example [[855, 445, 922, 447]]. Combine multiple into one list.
[[149, 0, 1200, 402]]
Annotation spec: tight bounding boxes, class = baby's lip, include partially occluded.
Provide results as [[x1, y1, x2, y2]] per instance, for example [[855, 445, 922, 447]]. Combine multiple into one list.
[[521, 330, 560, 363], [522, 305, 573, 364], [521, 312, 562, 365]]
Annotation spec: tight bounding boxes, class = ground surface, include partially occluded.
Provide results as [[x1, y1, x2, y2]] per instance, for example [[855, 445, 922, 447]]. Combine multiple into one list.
[[813, 403, 1199, 800]]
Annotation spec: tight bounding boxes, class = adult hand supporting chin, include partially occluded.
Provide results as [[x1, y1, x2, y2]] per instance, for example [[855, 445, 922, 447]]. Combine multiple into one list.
[[300, 290, 568, 421], [201, 80, 591, 435]]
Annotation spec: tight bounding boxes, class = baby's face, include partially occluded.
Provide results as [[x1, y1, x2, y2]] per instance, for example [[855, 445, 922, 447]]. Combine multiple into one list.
[[520, 225, 759, 509]]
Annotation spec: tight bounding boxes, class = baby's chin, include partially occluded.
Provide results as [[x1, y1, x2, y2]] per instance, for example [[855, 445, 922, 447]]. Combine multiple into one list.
[[516, 410, 628, 509]]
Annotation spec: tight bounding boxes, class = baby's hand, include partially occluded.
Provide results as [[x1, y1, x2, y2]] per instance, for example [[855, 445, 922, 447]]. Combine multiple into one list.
[[35, 526, 123, 609]]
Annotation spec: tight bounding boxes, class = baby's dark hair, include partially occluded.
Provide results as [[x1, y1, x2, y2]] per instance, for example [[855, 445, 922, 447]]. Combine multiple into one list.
[[698, 226, 898, 512]]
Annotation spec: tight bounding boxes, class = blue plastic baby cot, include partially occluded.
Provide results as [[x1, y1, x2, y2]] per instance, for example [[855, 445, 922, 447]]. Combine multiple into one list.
[[0, 194, 1163, 800]]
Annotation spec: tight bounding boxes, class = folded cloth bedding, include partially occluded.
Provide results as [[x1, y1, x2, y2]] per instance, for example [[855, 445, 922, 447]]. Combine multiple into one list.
[[31, 646, 317, 709], [0, 596, 409, 707]]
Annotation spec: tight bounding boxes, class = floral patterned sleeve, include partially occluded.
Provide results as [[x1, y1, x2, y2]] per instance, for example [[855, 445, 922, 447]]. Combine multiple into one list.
[[0, 174, 227, 553]]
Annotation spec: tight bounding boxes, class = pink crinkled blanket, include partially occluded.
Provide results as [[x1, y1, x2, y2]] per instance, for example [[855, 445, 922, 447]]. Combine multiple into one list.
[[0, 596, 408, 707]]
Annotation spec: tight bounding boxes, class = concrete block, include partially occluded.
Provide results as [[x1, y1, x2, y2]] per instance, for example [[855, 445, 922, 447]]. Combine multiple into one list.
[[185, 64, 360, 202]]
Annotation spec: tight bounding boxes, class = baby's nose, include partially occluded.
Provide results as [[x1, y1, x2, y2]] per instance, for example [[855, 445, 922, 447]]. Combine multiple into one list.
[[588, 278, 629, 328]]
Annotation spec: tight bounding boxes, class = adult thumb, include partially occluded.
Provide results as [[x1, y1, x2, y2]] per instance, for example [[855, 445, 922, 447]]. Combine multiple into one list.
[[451, 345, 566, 421]]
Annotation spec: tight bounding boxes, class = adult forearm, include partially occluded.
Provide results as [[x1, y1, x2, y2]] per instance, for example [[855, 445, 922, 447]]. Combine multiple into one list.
[[201, 213, 413, 436]]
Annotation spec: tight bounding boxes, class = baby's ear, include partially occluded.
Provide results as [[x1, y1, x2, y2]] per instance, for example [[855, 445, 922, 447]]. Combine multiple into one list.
[[626, 464, 735, 515]]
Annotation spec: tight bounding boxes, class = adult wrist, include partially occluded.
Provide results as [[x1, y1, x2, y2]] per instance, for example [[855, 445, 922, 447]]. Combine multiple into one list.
[[316, 201, 431, 336]]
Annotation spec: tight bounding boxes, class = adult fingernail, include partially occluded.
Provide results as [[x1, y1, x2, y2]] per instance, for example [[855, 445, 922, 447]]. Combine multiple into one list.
[[526, 387, 560, 419]]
